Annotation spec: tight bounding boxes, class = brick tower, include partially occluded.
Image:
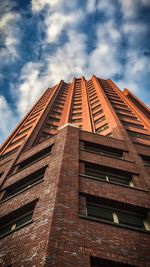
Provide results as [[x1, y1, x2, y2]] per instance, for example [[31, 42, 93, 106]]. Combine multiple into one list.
[[0, 76, 150, 267]]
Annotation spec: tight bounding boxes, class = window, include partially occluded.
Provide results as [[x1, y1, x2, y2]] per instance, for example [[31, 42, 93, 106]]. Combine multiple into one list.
[[93, 110, 103, 117], [8, 136, 26, 146], [38, 132, 53, 143], [53, 106, 63, 111], [84, 142, 123, 158], [127, 131, 150, 141], [92, 105, 101, 112], [140, 155, 150, 167], [17, 126, 32, 136], [24, 119, 36, 126], [112, 103, 129, 109], [0, 201, 37, 238], [96, 124, 109, 133], [84, 163, 133, 186], [45, 124, 57, 130], [91, 100, 99, 107], [91, 256, 136, 267], [121, 121, 144, 129], [106, 133, 113, 137], [90, 96, 98, 102], [117, 113, 138, 120], [0, 172, 4, 178], [94, 116, 106, 125], [1, 167, 47, 201], [84, 196, 150, 231], [48, 117, 60, 122], [51, 111, 61, 116], [72, 112, 82, 116], [114, 108, 133, 114], [0, 148, 18, 159], [17, 145, 52, 171], [73, 103, 82, 107]]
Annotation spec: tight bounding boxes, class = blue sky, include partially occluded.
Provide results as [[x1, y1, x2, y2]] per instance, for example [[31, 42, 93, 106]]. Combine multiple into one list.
[[0, 0, 150, 144]]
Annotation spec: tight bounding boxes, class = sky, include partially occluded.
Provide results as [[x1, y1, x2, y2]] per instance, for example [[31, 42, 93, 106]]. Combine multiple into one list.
[[0, 0, 150, 144]]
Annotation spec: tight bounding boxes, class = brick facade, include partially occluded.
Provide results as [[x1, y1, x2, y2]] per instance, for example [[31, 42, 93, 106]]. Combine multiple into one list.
[[0, 76, 150, 266]]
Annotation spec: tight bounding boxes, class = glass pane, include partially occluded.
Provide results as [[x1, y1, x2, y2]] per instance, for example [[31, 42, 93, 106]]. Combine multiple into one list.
[[118, 211, 144, 228], [87, 205, 113, 221], [86, 169, 106, 180], [16, 212, 33, 227], [109, 175, 130, 185]]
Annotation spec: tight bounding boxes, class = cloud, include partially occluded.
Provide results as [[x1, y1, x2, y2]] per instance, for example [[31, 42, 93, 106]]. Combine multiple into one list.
[[0, 96, 18, 144], [0, 3, 21, 63], [14, 62, 45, 115], [13, 29, 87, 116], [119, 0, 150, 18], [1, 0, 150, 144]]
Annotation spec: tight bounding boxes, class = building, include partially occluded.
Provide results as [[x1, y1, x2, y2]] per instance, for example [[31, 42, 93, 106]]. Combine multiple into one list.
[[0, 75, 150, 267]]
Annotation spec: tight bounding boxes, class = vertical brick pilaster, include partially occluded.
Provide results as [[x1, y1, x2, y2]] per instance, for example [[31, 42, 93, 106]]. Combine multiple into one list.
[[92, 75, 124, 139], [81, 77, 93, 132]]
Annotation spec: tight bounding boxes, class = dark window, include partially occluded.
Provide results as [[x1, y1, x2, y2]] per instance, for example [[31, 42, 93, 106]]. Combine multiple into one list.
[[93, 110, 103, 117], [48, 117, 60, 122], [115, 107, 133, 114], [0, 172, 4, 178], [84, 163, 132, 186], [0, 147, 18, 160], [73, 103, 82, 107], [53, 106, 63, 111], [84, 142, 123, 158], [17, 126, 32, 136], [90, 96, 98, 102], [8, 136, 26, 147], [96, 124, 109, 133], [51, 111, 61, 116], [94, 116, 106, 125], [24, 119, 36, 126], [117, 113, 138, 120], [0, 201, 37, 238], [91, 256, 136, 267], [72, 112, 82, 116], [112, 103, 129, 109], [121, 121, 144, 129], [85, 196, 149, 231], [92, 105, 101, 111], [72, 107, 82, 112], [127, 94, 150, 119], [140, 155, 150, 167], [91, 100, 99, 107], [17, 146, 52, 171], [1, 167, 47, 201], [44, 124, 57, 130], [127, 131, 150, 141]]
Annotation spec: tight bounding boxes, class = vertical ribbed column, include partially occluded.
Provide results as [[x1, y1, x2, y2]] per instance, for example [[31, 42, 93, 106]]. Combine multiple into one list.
[[0, 85, 58, 156], [23, 81, 63, 149], [123, 88, 150, 129], [92, 75, 123, 139], [108, 80, 150, 129], [81, 77, 92, 132], [59, 80, 75, 127]]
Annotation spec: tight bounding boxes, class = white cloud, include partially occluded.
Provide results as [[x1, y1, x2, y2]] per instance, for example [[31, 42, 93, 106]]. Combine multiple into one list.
[[0, 96, 18, 144], [86, 0, 97, 13], [119, 0, 150, 19], [14, 30, 87, 116], [31, 0, 61, 12], [45, 11, 83, 43], [15, 62, 46, 115], [0, 10, 21, 61]]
